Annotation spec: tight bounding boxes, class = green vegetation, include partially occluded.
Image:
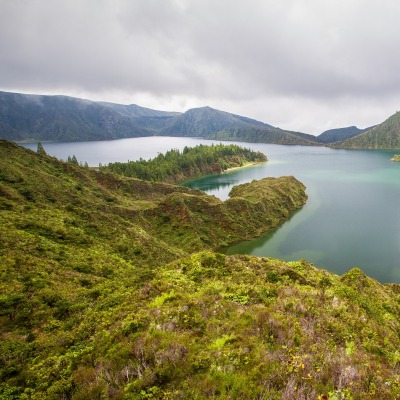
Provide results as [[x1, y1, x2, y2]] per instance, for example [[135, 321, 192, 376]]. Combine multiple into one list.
[[2, 139, 400, 399], [206, 126, 321, 146], [390, 155, 400, 161], [334, 111, 400, 149], [101, 144, 267, 184]]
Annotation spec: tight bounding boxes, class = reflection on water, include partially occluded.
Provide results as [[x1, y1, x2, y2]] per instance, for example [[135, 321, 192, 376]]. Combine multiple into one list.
[[182, 177, 236, 194]]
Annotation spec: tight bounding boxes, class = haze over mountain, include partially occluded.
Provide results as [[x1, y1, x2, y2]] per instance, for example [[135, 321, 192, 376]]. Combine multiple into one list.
[[3, 90, 400, 149], [0, 91, 318, 145], [0, 91, 177, 142]]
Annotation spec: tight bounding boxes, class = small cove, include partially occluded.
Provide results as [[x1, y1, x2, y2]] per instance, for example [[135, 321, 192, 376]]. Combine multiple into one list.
[[22, 137, 400, 282]]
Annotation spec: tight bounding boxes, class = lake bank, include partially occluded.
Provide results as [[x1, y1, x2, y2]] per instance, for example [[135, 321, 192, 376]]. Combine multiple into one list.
[[224, 160, 267, 173]]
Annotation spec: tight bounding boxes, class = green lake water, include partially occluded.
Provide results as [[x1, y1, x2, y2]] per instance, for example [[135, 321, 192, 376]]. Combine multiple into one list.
[[184, 144, 400, 283], [22, 138, 400, 283]]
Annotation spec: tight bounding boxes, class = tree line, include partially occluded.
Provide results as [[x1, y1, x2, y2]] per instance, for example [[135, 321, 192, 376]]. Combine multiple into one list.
[[100, 143, 268, 184]]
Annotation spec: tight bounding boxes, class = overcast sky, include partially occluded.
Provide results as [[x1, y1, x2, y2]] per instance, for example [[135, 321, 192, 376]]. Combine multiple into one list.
[[1, 0, 400, 135]]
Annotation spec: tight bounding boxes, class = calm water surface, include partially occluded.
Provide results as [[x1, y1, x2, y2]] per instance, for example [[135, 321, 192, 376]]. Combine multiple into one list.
[[22, 137, 223, 166], [22, 138, 400, 282]]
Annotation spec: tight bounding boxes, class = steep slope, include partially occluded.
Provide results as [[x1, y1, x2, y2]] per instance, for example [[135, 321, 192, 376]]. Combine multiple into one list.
[[334, 111, 400, 149], [318, 125, 374, 144], [0, 91, 176, 141]]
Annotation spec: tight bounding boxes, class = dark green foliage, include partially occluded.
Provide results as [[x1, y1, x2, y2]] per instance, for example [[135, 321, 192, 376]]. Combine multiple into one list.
[[67, 155, 79, 165], [36, 142, 46, 156], [102, 143, 268, 184]]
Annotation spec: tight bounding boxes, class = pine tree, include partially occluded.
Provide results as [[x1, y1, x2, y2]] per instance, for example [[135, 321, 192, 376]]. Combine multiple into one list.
[[36, 142, 47, 156], [67, 155, 79, 165]]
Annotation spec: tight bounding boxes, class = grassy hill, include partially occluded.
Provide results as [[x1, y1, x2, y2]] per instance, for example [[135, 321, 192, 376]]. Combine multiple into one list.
[[333, 111, 400, 149], [2, 140, 400, 399]]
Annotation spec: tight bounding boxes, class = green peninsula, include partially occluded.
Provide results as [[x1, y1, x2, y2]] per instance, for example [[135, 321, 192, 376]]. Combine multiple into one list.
[[1, 140, 400, 399], [101, 143, 267, 184]]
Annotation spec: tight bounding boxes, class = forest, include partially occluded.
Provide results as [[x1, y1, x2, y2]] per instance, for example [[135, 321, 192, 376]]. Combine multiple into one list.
[[101, 143, 267, 184]]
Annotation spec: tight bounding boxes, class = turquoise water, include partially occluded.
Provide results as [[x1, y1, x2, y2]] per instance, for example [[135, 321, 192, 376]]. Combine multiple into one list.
[[21, 138, 400, 282], [185, 145, 400, 283]]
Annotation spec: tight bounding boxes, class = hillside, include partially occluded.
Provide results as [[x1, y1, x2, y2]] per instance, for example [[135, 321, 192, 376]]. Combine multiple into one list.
[[318, 126, 374, 144], [207, 125, 321, 146], [159, 106, 322, 146], [2, 140, 400, 398], [333, 111, 400, 149], [159, 106, 268, 137], [0, 91, 177, 142]]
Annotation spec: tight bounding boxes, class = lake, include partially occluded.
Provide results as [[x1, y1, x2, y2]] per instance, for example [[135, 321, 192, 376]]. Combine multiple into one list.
[[22, 138, 400, 282]]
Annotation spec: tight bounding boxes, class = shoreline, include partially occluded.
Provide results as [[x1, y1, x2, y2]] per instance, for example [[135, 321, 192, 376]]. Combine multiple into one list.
[[224, 161, 267, 173]]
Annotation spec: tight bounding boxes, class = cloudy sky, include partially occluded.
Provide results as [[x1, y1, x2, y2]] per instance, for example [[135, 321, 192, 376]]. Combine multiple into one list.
[[1, 0, 400, 135]]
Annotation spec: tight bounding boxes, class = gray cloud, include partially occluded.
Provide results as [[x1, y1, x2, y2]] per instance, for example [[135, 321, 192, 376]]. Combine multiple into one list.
[[1, 0, 400, 134]]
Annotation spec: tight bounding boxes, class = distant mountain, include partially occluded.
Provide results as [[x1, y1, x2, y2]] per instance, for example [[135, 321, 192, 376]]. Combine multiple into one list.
[[206, 126, 321, 146], [159, 106, 321, 145], [0, 90, 324, 146], [159, 106, 269, 137], [99, 102, 180, 134], [0, 91, 178, 141], [333, 111, 400, 149], [318, 126, 374, 144]]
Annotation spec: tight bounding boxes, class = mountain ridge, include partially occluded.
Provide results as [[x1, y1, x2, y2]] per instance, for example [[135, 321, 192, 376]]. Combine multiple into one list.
[[0, 91, 318, 145], [3, 90, 400, 148]]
